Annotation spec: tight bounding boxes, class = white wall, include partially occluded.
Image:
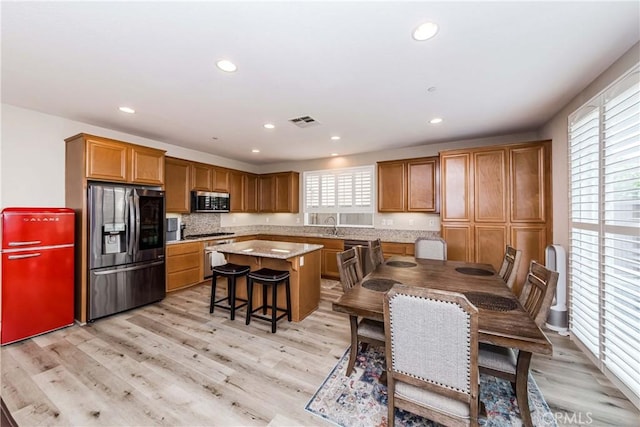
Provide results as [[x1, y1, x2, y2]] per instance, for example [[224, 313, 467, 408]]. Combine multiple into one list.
[[539, 42, 640, 250], [0, 105, 258, 209]]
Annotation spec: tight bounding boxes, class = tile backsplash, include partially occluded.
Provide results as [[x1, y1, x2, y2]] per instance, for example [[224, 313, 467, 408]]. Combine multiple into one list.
[[178, 212, 440, 243]]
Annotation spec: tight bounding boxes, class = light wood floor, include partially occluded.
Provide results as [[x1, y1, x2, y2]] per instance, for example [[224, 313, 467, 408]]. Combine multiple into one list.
[[2, 280, 638, 426]]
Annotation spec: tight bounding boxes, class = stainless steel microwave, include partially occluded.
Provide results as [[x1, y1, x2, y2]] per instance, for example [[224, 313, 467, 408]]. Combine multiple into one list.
[[191, 191, 230, 213]]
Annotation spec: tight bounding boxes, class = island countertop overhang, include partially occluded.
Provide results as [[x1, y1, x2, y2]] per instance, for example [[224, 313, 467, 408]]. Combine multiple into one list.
[[206, 239, 324, 259]]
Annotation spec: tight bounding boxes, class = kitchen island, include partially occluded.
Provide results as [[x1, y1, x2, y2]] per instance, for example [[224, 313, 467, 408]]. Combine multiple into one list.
[[206, 240, 323, 322]]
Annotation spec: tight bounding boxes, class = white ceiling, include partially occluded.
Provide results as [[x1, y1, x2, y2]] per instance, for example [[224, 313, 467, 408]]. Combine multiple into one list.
[[2, 1, 639, 165]]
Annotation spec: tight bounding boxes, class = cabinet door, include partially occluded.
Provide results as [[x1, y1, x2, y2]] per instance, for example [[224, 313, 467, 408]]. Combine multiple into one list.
[[165, 158, 191, 213], [192, 163, 213, 191], [322, 248, 341, 279], [407, 158, 438, 212], [274, 172, 299, 213], [229, 170, 244, 212], [442, 224, 473, 262], [474, 149, 507, 223], [510, 145, 547, 222], [377, 161, 405, 212], [131, 146, 164, 185], [243, 174, 258, 213], [474, 224, 508, 271], [441, 153, 472, 221], [511, 225, 548, 295], [166, 242, 202, 291], [212, 167, 230, 192], [86, 138, 129, 182], [259, 175, 275, 212]]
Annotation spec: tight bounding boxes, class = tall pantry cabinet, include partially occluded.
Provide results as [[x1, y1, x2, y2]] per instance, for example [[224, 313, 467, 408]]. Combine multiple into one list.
[[440, 140, 552, 295]]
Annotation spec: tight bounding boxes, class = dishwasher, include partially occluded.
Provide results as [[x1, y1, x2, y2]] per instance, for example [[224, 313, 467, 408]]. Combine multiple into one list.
[[203, 239, 235, 280], [344, 239, 374, 276]]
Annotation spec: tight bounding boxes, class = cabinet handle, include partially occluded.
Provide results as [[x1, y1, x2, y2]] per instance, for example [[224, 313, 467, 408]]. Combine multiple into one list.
[[8, 253, 41, 259], [8, 240, 41, 246]]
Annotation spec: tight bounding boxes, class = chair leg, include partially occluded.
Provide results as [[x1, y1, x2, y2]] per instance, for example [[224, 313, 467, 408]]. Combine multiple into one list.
[[271, 281, 278, 333], [262, 284, 268, 315], [245, 277, 253, 325], [515, 351, 534, 427], [285, 278, 292, 321], [209, 273, 218, 313], [387, 378, 395, 427], [229, 277, 237, 320], [346, 315, 358, 376]]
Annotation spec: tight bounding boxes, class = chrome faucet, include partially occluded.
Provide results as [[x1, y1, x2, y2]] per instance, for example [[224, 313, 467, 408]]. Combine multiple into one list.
[[324, 216, 338, 236]]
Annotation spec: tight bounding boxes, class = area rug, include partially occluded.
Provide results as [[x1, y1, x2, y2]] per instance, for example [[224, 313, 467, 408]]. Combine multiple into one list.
[[306, 347, 557, 427]]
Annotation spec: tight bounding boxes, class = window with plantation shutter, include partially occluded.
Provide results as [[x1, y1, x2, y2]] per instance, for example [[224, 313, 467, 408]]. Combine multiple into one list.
[[568, 65, 640, 404], [303, 166, 374, 227]]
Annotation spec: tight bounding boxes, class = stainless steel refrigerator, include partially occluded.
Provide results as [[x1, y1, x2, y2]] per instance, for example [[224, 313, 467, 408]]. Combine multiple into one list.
[[88, 183, 166, 321]]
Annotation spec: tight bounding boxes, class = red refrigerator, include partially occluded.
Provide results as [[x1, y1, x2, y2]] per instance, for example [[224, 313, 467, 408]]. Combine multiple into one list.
[[1, 207, 75, 345]]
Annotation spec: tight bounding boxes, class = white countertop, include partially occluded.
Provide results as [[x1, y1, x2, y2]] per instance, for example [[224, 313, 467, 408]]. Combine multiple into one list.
[[206, 239, 323, 259]]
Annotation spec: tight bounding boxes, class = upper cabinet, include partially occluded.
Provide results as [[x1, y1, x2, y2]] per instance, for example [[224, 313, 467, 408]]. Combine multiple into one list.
[[378, 156, 439, 213], [66, 133, 165, 185], [229, 170, 244, 212], [165, 157, 191, 213], [191, 163, 231, 192], [259, 172, 299, 213], [243, 173, 259, 213]]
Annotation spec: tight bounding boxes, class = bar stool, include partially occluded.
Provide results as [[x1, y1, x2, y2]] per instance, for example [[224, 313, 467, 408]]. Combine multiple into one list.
[[209, 263, 251, 320], [245, 268, 292, 333]]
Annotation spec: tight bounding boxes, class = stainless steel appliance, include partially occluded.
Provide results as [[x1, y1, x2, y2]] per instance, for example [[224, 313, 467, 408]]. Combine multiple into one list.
[[344, 239, 374, 276], [199, 234, 236, 280], [166, 217, 181, 241], [88, 183, 166, 321], [191, 191, 230, 212]]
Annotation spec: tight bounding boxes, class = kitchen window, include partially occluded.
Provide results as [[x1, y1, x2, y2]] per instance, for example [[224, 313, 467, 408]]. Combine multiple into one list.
[[303, 165, 374, 227], [568, 64, 639, 404]]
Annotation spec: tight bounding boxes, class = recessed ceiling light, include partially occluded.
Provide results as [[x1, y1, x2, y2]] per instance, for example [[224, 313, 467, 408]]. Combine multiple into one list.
[[118, 106, 135, 114], [413, 22, 439, 41], [430, 117, 443, 124], [427, 86, 437, 93], [331, 136, 341, 141], [263, 123, 275, 129], [331, 153, 338, 157], [252, 149, 260, 153], [216, 59, 237, 72]]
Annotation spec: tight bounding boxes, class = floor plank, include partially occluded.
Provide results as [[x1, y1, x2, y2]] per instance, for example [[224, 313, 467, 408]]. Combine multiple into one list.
[[1, 279, 638, 426]]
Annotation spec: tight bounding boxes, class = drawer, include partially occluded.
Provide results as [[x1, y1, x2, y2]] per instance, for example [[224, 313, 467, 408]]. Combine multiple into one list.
[[167, 252, 201, 273], [167, 268, 202, 291], [167, 242, 202, 256]]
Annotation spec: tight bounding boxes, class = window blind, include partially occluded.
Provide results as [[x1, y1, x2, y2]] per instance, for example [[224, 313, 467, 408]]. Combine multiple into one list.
[[568, 65, 640, 403], [303, 166, 374, 226]]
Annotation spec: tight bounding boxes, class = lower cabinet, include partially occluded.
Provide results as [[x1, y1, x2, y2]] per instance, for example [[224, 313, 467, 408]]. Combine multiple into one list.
[[166, 242, 203, 292]]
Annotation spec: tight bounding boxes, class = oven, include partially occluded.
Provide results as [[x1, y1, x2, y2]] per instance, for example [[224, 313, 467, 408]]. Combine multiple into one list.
[[203, 239, 235, 280]]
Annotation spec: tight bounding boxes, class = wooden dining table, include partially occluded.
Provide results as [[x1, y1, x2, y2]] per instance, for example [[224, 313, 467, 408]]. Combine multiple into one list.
[[332, 255, 552, 427]]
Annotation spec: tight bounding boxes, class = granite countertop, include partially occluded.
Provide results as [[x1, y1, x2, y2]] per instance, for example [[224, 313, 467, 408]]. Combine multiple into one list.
[[168, 227, 438, 245], [206, 239, 324, 259]]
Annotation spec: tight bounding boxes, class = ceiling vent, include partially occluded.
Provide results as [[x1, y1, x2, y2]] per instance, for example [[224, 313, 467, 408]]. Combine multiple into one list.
[[289, 115, 320, 128]]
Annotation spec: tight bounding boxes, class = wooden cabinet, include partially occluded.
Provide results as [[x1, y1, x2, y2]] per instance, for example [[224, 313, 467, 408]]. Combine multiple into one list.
[[378, 161, 405, 211], [166, 242, 203, 292], [259, 172, 299, 213], [192, 163, 230, 192], [165, 157, 191, 213], [229, 170, 244, 212], [69, 133, 165, 185], [243, 174, 258, 213], [378, 157, 439, 212], [440, 141, 552, 294], [192, 163, 213, 191]]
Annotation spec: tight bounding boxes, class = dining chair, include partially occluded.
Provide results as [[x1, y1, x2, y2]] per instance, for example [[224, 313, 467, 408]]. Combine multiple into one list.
[[497, 245, 522, 293], [384, 285, 480, 427], [478, 260, 558, 427], [336, 248, 386, 376], [368, 238, 385, 269], [414, 237, 447, 260]]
